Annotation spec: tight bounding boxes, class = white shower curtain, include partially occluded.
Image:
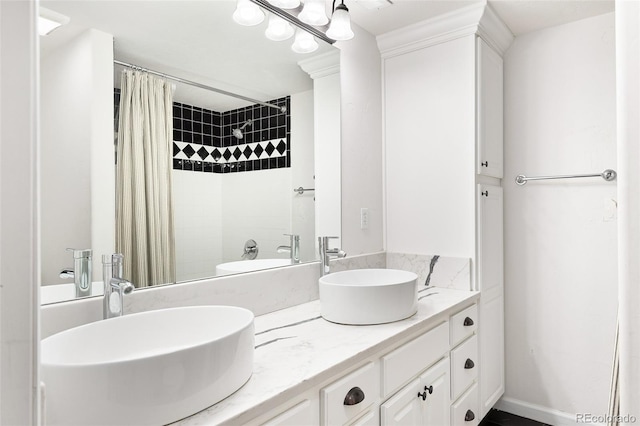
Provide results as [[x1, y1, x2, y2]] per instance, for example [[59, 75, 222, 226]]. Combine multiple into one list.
[[116, 69, 175, 288]]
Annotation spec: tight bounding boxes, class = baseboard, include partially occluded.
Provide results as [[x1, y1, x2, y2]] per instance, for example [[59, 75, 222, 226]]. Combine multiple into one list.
[[494, 397, 605, 426]]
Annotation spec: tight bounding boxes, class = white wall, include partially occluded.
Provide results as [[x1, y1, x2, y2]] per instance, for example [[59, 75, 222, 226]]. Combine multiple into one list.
[[221, 168, 292, 263], [173, 171, 223, 282], [40, 29, 113, 285], [616, 0, 640, 419], [290, 90, 316, 261], [502, 13, 617, 419], [0, 1, 39, 423], [337, 24, 384, 255], [383, 35, 476, 258]]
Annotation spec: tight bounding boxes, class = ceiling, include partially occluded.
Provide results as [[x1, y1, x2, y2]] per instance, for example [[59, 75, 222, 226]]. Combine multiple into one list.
[[39, 0, 615, 111], [348, 0, 615, 36]]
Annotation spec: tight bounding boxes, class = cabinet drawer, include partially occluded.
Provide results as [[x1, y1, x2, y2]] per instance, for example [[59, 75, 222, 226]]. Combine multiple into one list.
[[451, 335, 478, 400], [262, 400, 313, 426], [451, 383, 479, 426], [450, 304, 477, 347], [321, 362, 379, 426], [348, 408, 378, 426], [381, 322, 448, 397]]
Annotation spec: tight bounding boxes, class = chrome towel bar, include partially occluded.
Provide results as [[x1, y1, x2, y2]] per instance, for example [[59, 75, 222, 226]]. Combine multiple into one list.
[[515, 169, 617, 186], [294, 187, 315, 194]]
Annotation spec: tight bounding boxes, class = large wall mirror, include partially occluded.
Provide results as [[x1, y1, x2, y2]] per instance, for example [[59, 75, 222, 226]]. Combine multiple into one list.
[[39, 0, 341, 305]]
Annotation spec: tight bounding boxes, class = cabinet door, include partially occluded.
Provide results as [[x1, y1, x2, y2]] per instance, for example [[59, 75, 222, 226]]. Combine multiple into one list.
[[380, 377, 424, 426], [421, 358, 450, 426], [381, 358, 450, 426], [477, 37, 504, 178], [477, 184, 504, 416], [477, 184, 503, 296]]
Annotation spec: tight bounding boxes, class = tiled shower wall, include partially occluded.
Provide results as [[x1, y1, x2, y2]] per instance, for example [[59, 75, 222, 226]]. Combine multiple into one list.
[[115, 89, 291, 174], [172, 97, 290, 174]]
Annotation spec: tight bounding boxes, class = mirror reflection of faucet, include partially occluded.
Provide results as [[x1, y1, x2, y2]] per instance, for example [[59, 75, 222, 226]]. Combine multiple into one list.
[[277, 234, 300, 264], [59, 248, 92, 298], [102, 254, 134, 319]]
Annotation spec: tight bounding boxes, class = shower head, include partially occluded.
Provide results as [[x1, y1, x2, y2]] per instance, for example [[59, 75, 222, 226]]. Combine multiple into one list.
[[232, 119, 253, 139]]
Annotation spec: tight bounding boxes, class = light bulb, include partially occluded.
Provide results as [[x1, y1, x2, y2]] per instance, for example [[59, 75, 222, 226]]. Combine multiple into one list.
[[326, 3, 354, 41], [265, 14, 294, 41], [267, 0, 301, 9], [298, 0, 329, 26], [291, 29, 318, 53], [233, 0, 265, 26]]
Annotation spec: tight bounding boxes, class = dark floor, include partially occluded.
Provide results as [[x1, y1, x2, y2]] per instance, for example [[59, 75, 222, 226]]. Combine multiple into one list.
[[479, 409, 552, 426]]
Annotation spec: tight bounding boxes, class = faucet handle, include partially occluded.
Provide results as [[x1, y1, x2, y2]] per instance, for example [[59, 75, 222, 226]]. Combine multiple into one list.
[[66, 248, 92, 259]]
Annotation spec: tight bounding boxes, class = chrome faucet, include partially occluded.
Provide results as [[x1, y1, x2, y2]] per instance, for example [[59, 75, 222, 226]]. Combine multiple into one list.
[[319, 236, 346, 276], [60, 248, 92, 298], [277, 234, 300, 264], [102, 254, 134, 319]]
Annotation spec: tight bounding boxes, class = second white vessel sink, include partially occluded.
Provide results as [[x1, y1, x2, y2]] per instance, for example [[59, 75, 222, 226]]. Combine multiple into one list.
[[319, 268, 418, 325], [41, 305, 254, 425]]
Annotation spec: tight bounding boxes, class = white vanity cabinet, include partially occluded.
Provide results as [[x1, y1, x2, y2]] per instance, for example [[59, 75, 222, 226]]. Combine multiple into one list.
[[378, 3, 512, 419], [253, 303, 478, 426]]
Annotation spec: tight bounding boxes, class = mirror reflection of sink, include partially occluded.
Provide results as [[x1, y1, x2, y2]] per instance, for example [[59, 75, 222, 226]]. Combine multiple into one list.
[[216, 258, 293, 276], [41, 306, 254, 426], [41, 281, 104, 304], [319, 269, 419, 325]]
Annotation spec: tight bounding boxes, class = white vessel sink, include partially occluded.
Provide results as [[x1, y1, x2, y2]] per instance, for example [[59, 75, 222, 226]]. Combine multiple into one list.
[[41, 281, 104, 304], [216, 258, 292, 276], [41, 306, 254, 426], [319, 269, 418, 325]]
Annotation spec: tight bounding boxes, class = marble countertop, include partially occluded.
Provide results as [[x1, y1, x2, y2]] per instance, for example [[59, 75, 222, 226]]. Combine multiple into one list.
[[174, 287, 479, 425]]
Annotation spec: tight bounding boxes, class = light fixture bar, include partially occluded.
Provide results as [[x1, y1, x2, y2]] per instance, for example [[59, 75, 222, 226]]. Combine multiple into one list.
[[250, 0, 336, 44]]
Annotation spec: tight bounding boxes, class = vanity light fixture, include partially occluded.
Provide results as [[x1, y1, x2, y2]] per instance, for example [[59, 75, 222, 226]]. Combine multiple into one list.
[[326, 0, 354, 40], [265, 14, 295, 41], [267, 0, 301, 9], [291, 28, 319, 53], [234, 0, 354, 53], [298, 0, 329, 26], [38, 7, 70, 36], [233, 0, 266, 26]]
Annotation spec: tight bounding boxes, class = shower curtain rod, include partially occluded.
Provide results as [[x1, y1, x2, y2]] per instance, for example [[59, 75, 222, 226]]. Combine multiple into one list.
[[114, 60, 287, 114]]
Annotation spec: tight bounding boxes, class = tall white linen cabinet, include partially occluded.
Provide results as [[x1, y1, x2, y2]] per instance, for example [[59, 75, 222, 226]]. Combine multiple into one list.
[[378, 4, 514, 418]]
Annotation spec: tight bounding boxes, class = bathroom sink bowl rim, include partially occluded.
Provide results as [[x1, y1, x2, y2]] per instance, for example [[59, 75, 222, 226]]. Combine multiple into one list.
[[41, 305, 254, 367], [319, 268, 419, 288], [319, 268, 419, 326]]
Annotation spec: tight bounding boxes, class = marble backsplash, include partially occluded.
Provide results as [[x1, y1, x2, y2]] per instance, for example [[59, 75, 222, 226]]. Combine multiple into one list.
[[42, 251, 470, 339], [330, 251, 470, 292], [386, 252, 471, 291], [329, 251, 386, 272]]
